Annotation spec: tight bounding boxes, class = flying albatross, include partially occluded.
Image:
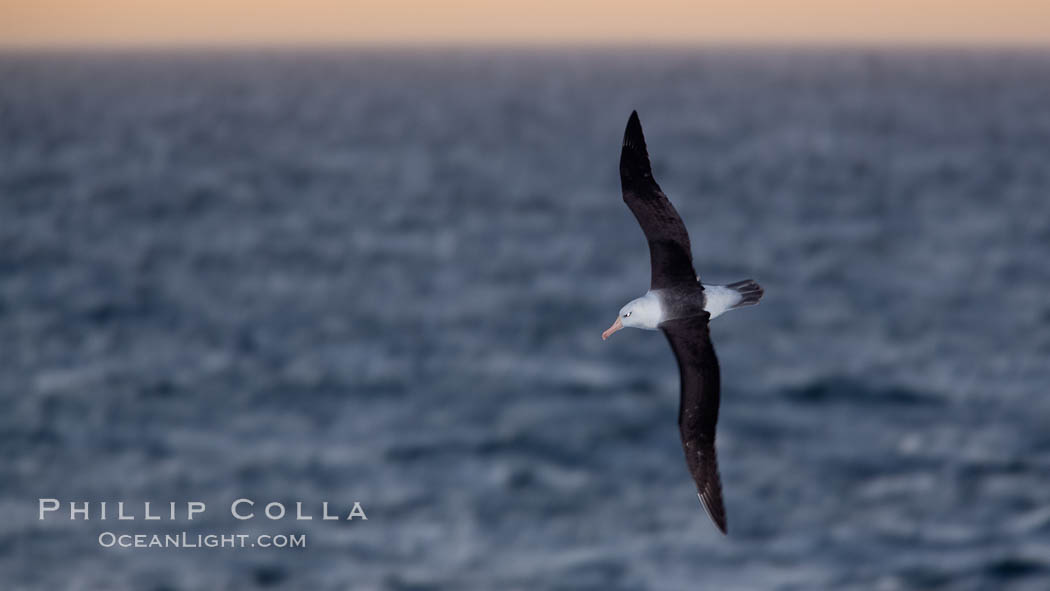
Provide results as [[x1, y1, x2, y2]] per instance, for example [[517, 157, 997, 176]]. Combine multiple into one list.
[[601, 111, 763, 535]]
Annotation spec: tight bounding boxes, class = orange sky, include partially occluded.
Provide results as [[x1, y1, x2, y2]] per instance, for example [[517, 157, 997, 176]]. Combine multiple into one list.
[[1, 0, 1049, 48]]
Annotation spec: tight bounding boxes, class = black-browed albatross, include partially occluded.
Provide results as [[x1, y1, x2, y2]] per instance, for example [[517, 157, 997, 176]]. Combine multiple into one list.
[[601, 111, 763, 535]]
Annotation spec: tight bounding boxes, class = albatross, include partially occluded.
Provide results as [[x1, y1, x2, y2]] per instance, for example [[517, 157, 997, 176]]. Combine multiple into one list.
[[601, 111, 764, 535]]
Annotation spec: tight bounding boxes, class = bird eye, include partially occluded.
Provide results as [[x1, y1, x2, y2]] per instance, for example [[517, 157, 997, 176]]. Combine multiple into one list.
[[625, 311, 632, 317]]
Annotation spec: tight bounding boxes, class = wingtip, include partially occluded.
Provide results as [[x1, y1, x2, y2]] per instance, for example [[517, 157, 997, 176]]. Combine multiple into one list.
[[623, 110, 644, 147], [715, 515, 728, 535], [621, 109, 650, 173], [698, 492, 728, 535]]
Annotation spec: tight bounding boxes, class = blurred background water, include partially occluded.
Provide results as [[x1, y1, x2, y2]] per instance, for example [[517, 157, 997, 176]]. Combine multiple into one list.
[[1, 48, 1049, 590]]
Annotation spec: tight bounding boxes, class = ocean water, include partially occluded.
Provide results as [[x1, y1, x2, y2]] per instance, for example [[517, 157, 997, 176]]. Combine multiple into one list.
[[1, 48, 1050, 590]]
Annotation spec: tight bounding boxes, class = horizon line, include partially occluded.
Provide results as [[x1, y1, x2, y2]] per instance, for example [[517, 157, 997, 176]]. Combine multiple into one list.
[[4, 38, 1050, 55]]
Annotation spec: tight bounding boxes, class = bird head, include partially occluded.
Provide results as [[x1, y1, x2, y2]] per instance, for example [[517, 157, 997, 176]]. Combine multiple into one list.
[[602, 296, 660, 339]]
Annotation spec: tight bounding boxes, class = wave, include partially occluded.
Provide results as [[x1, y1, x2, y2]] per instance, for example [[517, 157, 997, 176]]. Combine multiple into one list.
[[780, 376, 943, 406]]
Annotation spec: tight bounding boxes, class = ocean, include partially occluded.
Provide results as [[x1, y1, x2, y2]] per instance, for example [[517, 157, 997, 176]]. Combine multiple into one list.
[[2, 48, 1049, 590]]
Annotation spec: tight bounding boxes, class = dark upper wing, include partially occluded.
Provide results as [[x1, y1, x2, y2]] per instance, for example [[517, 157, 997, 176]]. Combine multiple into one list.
[[661, 315, 727, 535], [620, 111, 698, 290]]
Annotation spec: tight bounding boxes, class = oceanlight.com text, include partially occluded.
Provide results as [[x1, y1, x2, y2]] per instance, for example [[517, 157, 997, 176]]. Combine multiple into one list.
[[98, 531, 307, 549]]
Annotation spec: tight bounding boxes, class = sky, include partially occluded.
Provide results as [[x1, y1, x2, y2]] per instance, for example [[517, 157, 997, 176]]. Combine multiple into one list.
[[2, 0, 1049, 48]]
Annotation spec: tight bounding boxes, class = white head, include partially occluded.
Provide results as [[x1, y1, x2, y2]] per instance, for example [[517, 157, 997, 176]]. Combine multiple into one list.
[[601, 293, 662, 340]]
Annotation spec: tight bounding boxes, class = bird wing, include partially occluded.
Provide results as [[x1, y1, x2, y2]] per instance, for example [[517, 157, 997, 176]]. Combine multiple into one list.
[[620, 111, 698, 290], [661, 314, 727, 535]]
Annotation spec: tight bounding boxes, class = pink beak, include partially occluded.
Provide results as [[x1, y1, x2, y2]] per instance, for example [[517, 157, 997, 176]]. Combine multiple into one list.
[[602, 317, 623, 340]]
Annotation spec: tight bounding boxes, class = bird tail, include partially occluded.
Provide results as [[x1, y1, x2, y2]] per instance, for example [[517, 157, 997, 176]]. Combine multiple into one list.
[[725, 279, 763, 309]]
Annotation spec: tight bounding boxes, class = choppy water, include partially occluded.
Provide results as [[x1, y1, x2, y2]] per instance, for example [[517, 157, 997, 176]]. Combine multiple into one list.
[[2, 48, 1050, 590]]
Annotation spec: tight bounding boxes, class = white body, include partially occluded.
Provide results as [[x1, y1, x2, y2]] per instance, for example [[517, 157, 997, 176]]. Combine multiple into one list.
[[619, 284, 743, 331]]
